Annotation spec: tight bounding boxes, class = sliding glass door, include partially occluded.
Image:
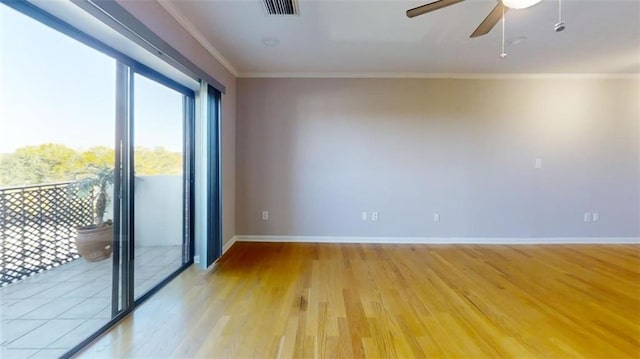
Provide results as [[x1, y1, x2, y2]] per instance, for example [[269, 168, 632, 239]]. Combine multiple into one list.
[[131, 72, 192, 298], [0, 5, 119, 357], [0, 2, 195, 356], [112, 67, 195, 307]]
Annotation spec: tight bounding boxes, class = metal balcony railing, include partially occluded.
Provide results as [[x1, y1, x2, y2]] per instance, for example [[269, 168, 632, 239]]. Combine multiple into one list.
[[0, 182, 96, 286]]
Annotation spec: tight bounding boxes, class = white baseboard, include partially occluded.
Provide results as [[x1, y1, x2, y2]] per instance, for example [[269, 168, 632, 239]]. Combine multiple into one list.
[[233, 235, 640, 245], [223, 236, 238, 254]]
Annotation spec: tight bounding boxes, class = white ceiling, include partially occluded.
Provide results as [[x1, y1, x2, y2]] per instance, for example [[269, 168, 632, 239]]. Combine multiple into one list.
[[160, 0, 640, 76]]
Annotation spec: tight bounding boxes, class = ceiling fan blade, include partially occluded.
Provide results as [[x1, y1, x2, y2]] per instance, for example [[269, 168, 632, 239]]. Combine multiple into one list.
[[406, 0, 465, 18], [470, 2, 508, 38]]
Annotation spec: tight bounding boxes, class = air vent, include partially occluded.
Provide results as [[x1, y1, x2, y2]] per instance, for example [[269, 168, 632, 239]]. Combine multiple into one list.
[[263, 0, 299, 15]]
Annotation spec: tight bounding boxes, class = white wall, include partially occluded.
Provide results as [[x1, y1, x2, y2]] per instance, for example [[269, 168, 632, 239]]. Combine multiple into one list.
[[134, 175, 182, 247], [237, 77, 640, 239]]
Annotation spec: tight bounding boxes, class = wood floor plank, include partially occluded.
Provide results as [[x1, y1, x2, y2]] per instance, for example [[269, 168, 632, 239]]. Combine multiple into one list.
[[78, 243, 640, 358]]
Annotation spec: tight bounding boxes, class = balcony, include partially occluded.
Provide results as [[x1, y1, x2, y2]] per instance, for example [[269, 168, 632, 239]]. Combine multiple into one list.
[[0, 179, 183, 357]]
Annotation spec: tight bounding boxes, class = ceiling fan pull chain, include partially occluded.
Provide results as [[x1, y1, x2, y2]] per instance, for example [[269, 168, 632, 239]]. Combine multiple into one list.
[[555, 0, 566, 32], [500, 6, 507, 58], [559, 0, 562, 21]]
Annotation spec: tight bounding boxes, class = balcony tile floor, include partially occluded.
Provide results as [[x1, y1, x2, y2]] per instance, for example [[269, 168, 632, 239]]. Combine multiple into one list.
[[0, 246, 182, 358]]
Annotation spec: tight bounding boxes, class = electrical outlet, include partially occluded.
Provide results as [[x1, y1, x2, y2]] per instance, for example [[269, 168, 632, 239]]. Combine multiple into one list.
[[361, 212, 368, 221], [592, 212, 599, 222], [262, 211, 269, 221], [535, 158, 543, 169], [193, 255, 200, 264], [371, 212, 378, 221], [433, 213, 440, 222], [583, 212, 591, 222]]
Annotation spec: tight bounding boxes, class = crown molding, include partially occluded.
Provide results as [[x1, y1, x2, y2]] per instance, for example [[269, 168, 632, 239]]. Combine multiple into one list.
[[238, 72, 640, 79], [156, 0, 239, 77], [152, 0, 638, 81]]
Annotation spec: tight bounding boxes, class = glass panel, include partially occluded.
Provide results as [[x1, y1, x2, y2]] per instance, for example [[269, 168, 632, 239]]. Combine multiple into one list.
[[132, 73, 185, 298], [0, 4, 118, 355]]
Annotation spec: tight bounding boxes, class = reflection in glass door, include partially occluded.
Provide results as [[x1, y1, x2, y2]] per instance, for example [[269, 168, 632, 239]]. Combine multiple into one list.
[[131, 73, 189, 298]]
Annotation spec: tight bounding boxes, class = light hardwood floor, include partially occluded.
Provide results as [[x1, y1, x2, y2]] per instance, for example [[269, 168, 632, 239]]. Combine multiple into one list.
[[79, 242, 640, 358]]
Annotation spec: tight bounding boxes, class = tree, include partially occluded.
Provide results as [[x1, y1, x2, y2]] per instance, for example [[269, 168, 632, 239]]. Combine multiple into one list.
[[0, 144, 78, 186], [0, 144, 181, 188], [78, 146, 115, 170], [74, 165, 114, 225], [134, 146, 182, 176]]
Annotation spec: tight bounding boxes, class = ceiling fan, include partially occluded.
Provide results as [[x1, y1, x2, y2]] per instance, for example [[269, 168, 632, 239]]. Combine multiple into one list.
[[406, 0, 543, 38]]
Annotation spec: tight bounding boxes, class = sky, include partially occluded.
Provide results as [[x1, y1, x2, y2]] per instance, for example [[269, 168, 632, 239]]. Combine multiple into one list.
[[0, 4, 183, 153]]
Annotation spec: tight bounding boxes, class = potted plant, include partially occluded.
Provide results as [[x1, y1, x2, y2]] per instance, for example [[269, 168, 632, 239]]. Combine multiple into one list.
[[72, 165, 114, 262]]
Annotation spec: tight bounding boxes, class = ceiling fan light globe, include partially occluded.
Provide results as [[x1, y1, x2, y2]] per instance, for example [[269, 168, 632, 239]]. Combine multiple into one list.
[[501, 0, 542, 9]]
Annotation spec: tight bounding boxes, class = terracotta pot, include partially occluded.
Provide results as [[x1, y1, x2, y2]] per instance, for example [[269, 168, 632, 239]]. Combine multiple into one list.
[[76, 225, 113, 262]]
